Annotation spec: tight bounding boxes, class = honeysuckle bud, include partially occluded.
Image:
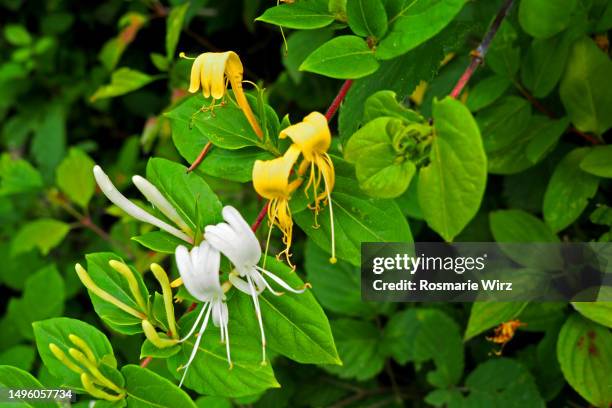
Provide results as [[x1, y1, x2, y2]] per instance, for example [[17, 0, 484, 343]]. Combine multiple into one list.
[[93, 165, 193, 243], [132, 175, 192, 235], [280, 112, 337, 263], [184, 51, 263, 138], [108, 260, 147, 312], [252, 145, 303, 264], [174, 241, 231, 387], [141, 319, 179, 349], [150, 263, 178, 339], [75, 263, 146, 320], [205, 205, 309, 363], [49, 335, 125, 402]]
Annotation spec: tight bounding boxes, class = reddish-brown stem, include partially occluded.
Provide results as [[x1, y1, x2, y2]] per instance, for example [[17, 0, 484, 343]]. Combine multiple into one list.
[[251, 202, 269, 232], [187, 141, 213, 173], [140, 356, 153, 368], [325, 80, 354, 121], [450, 0, 515, 99]]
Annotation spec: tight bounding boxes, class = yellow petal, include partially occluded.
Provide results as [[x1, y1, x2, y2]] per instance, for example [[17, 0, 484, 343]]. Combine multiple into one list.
[[188, 54, 206, 94], [279, 112, 331, 160], [252, 145, 301, 200]]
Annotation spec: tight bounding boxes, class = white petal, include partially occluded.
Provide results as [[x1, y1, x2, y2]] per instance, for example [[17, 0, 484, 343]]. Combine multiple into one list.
[[211, 300, 228, 328], [228, 273, 252, 295], [176, 243, 222, 302], [132, 175, 192, 234], [256, 266, 307, 294], [222, 206, 261, 261], [93, 166, 191, 243]]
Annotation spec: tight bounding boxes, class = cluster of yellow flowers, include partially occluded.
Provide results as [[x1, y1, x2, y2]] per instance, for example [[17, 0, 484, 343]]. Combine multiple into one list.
[[186, 51, 337, 266]]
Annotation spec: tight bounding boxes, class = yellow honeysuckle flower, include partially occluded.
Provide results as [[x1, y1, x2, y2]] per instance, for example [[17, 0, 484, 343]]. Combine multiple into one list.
[[252, 145, 303, 264], [184, 51, 263, 139], [280, 111, 337, 263]]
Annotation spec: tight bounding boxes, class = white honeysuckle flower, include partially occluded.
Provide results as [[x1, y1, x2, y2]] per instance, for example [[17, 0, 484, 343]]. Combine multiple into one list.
[[204, 205, 308, 363], [93, 165, 193, 243], [175, 241, 230, 387]]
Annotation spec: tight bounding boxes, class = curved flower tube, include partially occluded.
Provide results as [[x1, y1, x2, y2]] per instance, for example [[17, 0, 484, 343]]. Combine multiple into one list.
[[252, 144, 303, 264], [93, 165, 193, 243], [205, 205, 309, 363], [280, 111, 337, 263], [175, 240, 230, 387], [185, 51, 263, 139]]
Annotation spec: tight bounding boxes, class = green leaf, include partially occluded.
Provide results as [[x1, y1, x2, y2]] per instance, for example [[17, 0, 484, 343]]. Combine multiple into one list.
[[323, 319, 385, 381], [521, 30, 575, 98], [413, 309, 463, 387], [3, 24, 32, 46], [489, 209, 563, 270], [167, 304, 279, 398], [560, 36, 612, 136], [304, 240, 379, 317], [362, 90, 424, 123], [0, 153, 43, 196], [418, 97, 487, 242], [344, 117, 418, 198], [235, 256, 339, 365], [338, 28, 451, 140], [256, 0, 334, 29], [146, 157, 223, 232], [381, 309, 420, 364], [376, 0, 466, 60], [490, 210, 559, 243], [295, 157, 412, 265], [346, 0, 388, 38], [0, 345, 35, 371], [0, 366, 57, 408], [580, 145, 612, 178], [543, 148, 600, 232], [525, 117, 569, 163], [486, 115, 552, 175], [33, 317, 122, 393], [31, 104, 66, 181], [7, 265, 65, 340], [450, 358, 545, 406], [132, 231, 185, 254], [519, 0, 577, 38], [166, 93, 263, 150], [300, 35, 379, 79], [382, 308, 463, 387], [477, 96, 532, 152], [122, 365, 196, 408], [166, 2, 189, 60], [329, 0, 348, 20], [91, 68, 156, 101], [11, 218, 70, 256], [557, 314, 612, 407], [572, 288, 612, 329], [464, 302, 528, 341], [465, 75, 511, 112], [282, 29, 334, 83], [140, 339, 181, 359], [486, 21, 520, 78], [55, 148, 96, 209], [84, 252, 149, 334], [150, 52, 169, 71]]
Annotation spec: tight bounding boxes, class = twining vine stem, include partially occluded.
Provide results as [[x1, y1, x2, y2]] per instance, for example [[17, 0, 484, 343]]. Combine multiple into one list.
[[325, 79, 354, 121], [449, 0, 515, 99]]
